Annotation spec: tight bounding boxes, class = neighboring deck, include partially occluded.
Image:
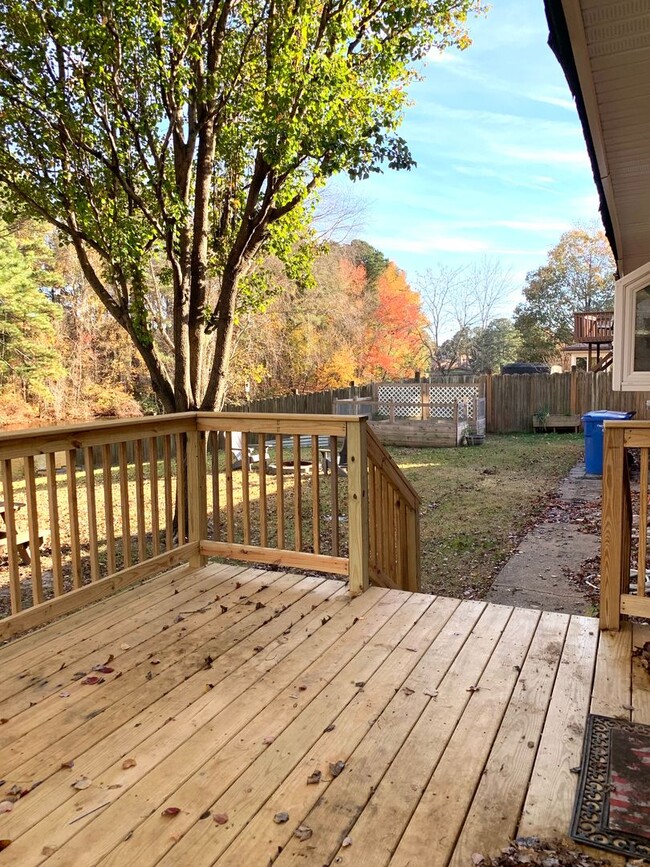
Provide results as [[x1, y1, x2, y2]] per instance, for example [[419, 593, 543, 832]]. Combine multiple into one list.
[[0, 563, 647, 867]]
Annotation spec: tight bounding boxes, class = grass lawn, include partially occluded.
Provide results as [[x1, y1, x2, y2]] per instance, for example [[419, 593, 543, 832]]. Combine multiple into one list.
[[390, 433, 584, 598]]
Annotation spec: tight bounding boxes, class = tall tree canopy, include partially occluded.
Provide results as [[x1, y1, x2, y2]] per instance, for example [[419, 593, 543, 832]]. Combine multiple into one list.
[[0, 0, 480, 412], [514, 227, 615, 361]]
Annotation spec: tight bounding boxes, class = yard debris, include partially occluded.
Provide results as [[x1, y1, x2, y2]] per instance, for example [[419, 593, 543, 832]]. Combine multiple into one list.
[[262, 736, 275, 745], [60, 759, 75, 770], [213, 812, 228, 825], [59, 691, 70, 698], [323, 724, 336, 733], [121, 758, 137, 769], [120, 643, 130, 650], [402, 686, 414, 696], [329, 761, 345, 778], [467, 685, 480, 693], [0, 802, 13, 814], [424, 689, 438, 699], [161, 807, 181, 817], [80, 676, 104, 685], [307, 770, 322, 785], [342, 836, 352, 848], [632, 641, 650, 676], [71, 776, 92, 790], [293, 824, 313, 841], [273, 811, 290, 824], [474, 837, 612, 867]]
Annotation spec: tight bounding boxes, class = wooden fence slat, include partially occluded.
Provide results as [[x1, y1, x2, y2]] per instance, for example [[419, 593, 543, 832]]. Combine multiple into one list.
[[329, 435, 339, 558], [224, 431, 235, 543], [275, 434, 285, 549], [149, 436, 160, 557], [241, 432, 251, 545], [311, 435, 320, 555], [293, 434, 302, 551], [259, 433, 267, 548], [163, 435, 173, 551], [175, 433, 187, 546]]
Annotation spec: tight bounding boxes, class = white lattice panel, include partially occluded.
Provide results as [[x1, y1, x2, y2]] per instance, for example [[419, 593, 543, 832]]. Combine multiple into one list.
[[377, 384, 423, 418]]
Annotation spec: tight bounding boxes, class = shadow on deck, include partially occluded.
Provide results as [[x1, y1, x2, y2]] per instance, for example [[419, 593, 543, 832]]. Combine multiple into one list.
[[0, 562, 647, 866]]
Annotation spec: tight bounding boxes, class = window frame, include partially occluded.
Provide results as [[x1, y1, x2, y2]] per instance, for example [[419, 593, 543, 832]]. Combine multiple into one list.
[[613, 260, 650, 390]]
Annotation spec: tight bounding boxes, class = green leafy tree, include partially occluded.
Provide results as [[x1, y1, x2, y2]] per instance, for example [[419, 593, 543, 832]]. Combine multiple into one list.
[[0, 223, 64, 407], [514, 227, 615, 360], [0, 0, 480, 413], [469, 317, 521, 372]]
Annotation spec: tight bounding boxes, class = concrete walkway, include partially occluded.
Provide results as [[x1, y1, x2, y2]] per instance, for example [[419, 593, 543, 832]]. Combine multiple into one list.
[[487, 463, 602, 615]]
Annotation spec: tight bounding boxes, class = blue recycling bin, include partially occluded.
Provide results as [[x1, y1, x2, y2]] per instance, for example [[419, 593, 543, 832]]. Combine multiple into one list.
[[581, 410, 635, 476]]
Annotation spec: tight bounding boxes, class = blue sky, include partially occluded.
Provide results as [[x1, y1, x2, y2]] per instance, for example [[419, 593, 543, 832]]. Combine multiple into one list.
[[330, 0, 600, 318]]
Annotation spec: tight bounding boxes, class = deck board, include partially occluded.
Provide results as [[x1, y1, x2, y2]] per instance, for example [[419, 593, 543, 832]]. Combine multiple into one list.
[[0, 564, 640, 867]]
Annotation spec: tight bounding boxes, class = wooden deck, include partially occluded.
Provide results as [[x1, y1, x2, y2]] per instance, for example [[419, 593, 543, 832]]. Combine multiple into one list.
[[0, 563, 647, 867]]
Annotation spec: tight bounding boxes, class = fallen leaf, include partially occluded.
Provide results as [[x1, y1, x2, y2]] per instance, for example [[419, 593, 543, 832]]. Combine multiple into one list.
[[255, 601, 265, 610], [161, 807, 181, 817], [406, 647, 418, 652], [71, 672, 87, 680], [0, 802, 12, 814], [107, 784, 122, 790], [220, 605, 228, 614], [294, 825, 313, 841], [150, 659, 161, 666], [146, 671, 153, 681], [262, 736, 275, 745], [94, 667, 114, 674], [472, 853, 484, 865], [71, 777, 91, 790], [59, 691, 70, 698], [307, 770, 322, 785], [0, 842, 10, 852], [298, 684, 307, 691], [205, 684, 214, 692], [424, 689, 438, 699], [199, 810, 211, 820], [81, 677, 104, 686], [323, 724, 335, 733], [213, 812, 228, 825], [402, 686, 414, 696], [467, 685, 480, 693], [253, 646, 264, 653], [60, 759, 75, 769], [329, 761, 345, 777], [41, 847, 56, 857], [274, 811, 289, 824], [120, 643, 130, 650], [121, 758, 137, 769], [103, 654, 115, 665], [354, 681, 365, 688], [342, 836, 352, 848]]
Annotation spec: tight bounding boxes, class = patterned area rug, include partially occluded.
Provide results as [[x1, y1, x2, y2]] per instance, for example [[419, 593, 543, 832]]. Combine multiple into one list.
[[570, 714, 650, 859]]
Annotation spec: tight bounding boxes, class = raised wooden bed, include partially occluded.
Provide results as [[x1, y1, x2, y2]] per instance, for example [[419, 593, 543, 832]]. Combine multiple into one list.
[[370, 417, 467, 448], [532, 414, 582, 433]]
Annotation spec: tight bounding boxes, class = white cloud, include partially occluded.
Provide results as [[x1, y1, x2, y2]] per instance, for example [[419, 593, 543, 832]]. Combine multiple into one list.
[[500, 145, 591, 166], [373, 235, 491, 255]]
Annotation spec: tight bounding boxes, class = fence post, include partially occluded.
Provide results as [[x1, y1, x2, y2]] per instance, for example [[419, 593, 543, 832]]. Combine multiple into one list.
[[570, 366, 577, 415], [485, 372, 492, 433], [187, 425, 208, 569], [347, 417, 369, 596], [600, 425, 626, 630]]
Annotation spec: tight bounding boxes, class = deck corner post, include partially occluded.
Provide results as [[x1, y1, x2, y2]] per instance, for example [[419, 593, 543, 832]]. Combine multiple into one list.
[[600, 425, 626, 630], [187, 427, 208, 569], [347, 417, 369, 596]]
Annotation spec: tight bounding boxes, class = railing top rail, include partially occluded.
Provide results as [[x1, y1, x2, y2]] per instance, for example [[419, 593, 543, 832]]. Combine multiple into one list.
[[604, 420, 650, 428], [0, 414, 198, 460]]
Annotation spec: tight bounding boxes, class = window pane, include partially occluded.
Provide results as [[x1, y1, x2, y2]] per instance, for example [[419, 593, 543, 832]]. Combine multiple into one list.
[[634, 286, 650, 371]]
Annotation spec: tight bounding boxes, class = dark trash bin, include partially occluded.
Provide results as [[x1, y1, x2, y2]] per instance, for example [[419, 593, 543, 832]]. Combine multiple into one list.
[[581, 410, 635, 476]]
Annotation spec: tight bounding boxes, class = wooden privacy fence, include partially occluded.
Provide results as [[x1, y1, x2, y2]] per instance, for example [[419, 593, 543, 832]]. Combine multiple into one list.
[[0, 412, 420, 639], [600, 420, 650, 630]]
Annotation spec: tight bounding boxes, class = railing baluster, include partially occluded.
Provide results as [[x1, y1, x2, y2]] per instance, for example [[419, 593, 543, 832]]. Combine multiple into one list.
[[224, 431, 235, 543], [329, 435, 339, 557], [259, 434, 267, 547], [134, 439, 146, 562], [639, 447, 648, 598], [23, 455, 43, 604], [311, 435, 320, 555], [101, 444, 116, 575], [118, 441, 132, 569], [241, 432, 251, 545], [163, 435, 173, 550], [66, 448, 83, 588], [45, 452, 64, 596], [83, 447, 100, 582], [293, 434, 302, 551], [175, 433, 187, 545], [275, 434, 285, 549], [210, 431, 221, 542], [2, 459, 21, 613], [149, 437, 160, 557]]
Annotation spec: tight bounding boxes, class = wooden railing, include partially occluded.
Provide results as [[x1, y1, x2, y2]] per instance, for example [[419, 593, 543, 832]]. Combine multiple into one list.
[[0, 412, 420, 639], [367, 427, 420, 591], [574, 310, 613, 343], [600, 420, 650, 628]]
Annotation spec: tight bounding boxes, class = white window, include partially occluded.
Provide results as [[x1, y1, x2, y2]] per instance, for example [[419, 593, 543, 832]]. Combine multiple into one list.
[[613, 260, 650, 390]]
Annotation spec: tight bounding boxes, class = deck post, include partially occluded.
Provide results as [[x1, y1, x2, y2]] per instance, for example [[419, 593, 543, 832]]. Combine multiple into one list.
[[347, 417, 369, 596], [600, 425, 626, 630], [186, 427, 208, 569]]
